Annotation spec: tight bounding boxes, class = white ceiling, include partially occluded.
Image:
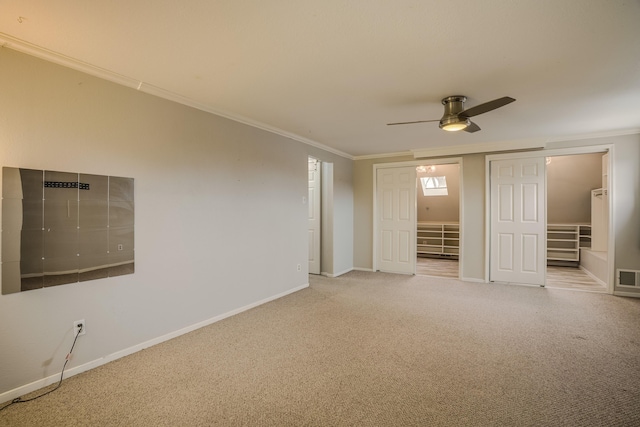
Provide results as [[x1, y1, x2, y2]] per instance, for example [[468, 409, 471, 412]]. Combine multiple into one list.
[[1, 0, 639, 158]]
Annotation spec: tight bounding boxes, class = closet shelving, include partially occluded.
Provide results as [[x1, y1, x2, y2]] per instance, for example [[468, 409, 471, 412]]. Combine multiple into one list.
[[547, 224, 590, 265], [416, 222, 459, 259], [579, 225, 592, 249]]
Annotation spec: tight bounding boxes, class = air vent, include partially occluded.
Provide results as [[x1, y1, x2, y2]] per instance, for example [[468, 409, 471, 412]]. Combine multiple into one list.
[[617, 269, 640, 287]]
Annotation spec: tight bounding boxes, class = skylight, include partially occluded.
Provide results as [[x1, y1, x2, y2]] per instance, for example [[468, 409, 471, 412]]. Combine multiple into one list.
[[420, 176, 448, 196]]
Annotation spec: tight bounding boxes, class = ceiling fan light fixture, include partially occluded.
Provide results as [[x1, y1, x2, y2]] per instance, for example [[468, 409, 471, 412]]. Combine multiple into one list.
[[439, 118, 470, 132], [387, 95, 514, 133]]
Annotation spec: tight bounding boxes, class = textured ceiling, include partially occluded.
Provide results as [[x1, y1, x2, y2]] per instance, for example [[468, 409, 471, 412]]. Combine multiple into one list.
[[1, 0, 639, 157]]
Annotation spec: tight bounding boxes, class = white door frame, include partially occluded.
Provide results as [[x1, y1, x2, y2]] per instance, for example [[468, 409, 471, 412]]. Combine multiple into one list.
[[373, 157, 463, 275], [485, 144, 615, 293], [308, 157, 321, 275]]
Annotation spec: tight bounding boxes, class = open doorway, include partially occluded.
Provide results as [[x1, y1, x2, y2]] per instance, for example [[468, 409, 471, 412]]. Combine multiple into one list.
[[545, 152, 609, 292], [373, 158, 462, 277], [415, 163, 460, 278], [486, 145, 613, 293]]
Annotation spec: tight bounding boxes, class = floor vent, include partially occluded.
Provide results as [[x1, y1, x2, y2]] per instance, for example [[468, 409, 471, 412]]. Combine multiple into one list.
[[617, 269, 640, 287]]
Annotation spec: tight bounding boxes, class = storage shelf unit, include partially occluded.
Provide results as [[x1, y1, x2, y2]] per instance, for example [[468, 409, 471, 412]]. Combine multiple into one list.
[[547, 224, 590, 266], [417, 223, 459, 259], [579, 224, 592, 249]]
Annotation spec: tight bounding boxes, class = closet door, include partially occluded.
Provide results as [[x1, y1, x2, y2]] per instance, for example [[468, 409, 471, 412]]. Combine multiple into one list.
[[376, 167, 416, 274], [490, 157, 546, 286]]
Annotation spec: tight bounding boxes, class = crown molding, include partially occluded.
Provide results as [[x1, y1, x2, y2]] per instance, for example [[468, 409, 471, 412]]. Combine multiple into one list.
[[352, 151, 413, 161], [1, 33, 140, 89], [411, 139, 547, 158], [544, 128, 640, 143], [138, 82, 353, 159], [0, 33, 353, 161]]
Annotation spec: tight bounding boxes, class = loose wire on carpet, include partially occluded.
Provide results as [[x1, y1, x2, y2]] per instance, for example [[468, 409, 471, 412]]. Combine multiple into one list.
[[0, 324, 83, 412]]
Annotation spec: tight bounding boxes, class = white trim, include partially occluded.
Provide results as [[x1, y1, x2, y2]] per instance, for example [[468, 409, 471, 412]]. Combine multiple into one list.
[[484, 158, 492, 284], [0, 33, 353, 161], [545, 129, 640, 143], [0, 33, 141, 89], [373, 158, 463, 169], [412, 139, 546, 158], [140, 82, 353, 159], [0, 283, 309, 404], [457, 158, 465, 281], [613, 291, 640, 298], [320, 162, 335, 276], [321, 267, 354, 278], [605, 148, 615, 294], [579, 266, 607, 287], [352, 267, 375, 272], [353, 151, 413, 160], [486, 145, 611, 161], [460, 276, 486, 283]]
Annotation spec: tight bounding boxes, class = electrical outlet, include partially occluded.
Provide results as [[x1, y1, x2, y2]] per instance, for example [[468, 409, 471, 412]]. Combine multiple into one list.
[[297, 264, 301, 272], [73, 319, 86, 336]]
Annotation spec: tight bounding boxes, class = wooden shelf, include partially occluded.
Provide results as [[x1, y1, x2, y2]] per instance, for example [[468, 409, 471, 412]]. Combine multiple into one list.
[[417, 222, 459, 259]]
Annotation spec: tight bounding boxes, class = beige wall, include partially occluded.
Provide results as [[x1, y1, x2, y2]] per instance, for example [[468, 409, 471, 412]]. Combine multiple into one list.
[[416, 163, 460, 223], [0, 48, 353, 397], [547, 153, 603, 224], [352, 155, 414, 270], [459, 154, 486, 280]]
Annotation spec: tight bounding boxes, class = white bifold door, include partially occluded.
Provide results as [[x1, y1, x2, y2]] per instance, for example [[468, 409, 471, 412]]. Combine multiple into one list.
[[376, 167, 416, 274], [490, 157, 546, 286]]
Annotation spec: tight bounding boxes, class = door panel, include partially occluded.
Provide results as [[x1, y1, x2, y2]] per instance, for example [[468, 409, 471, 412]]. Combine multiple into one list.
[[522, 233, 539, 272], [399, 230, 411, 263], [490, 157, 545, 285], [382, 189, 393, 219], [381, 230, 393, 262], [522, 184, 537, 221], [498, 233, 514, 270], [499, 185, 514, 221], [399, 188, 411, 220], [377, 167, 416, 274]]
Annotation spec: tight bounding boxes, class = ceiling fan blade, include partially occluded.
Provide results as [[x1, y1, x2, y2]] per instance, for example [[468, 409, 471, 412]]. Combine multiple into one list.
[[387, 119, 440, 126], [459, 96, 515, 118], [463, 121, 481, 133]]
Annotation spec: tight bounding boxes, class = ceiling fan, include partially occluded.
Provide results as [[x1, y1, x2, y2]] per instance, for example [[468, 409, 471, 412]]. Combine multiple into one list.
[[387, 95, 515, 133]]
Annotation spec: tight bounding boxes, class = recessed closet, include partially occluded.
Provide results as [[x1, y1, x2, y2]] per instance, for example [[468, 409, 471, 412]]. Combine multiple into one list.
[[546, 152, 609, 290], [415, 163, 460, 278]]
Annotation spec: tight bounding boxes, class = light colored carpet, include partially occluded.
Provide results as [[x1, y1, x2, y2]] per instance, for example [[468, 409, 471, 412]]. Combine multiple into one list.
[[2, 271, 639, 426]]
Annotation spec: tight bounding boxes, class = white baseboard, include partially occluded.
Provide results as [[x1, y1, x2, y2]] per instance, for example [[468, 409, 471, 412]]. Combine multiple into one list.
[[321, 267, 354, 278], [459, 276, 486, 283], [613, 290, 640, 298], [0, 283, 309, 404], [352, 267, 375, 272], [579, 265, 607, 287]]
